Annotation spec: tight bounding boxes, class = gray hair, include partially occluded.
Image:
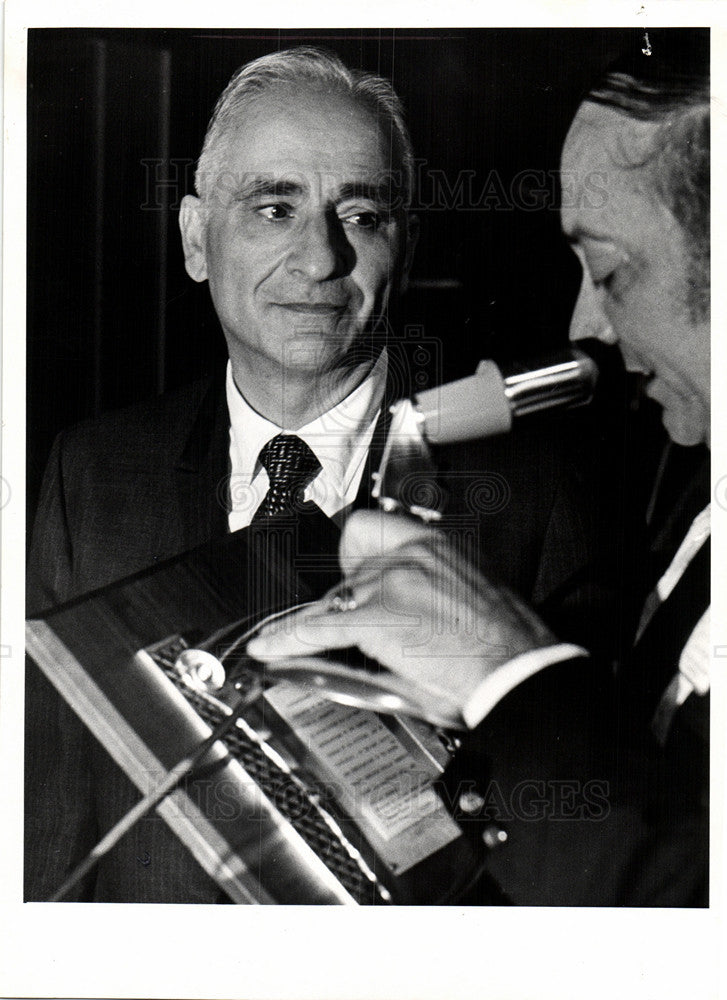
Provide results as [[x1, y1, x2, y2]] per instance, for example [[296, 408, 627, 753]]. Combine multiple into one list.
[[195, 46, 414, 209]]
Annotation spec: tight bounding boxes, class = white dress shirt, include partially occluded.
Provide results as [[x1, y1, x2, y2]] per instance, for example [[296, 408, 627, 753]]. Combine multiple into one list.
[[463, 505, 711, 732], [226, 350, 387, 531], [645, 504, 711, 744]]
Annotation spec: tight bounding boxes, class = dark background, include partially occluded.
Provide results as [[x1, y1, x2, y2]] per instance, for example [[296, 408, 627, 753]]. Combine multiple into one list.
[[27, 26, 656, 521]]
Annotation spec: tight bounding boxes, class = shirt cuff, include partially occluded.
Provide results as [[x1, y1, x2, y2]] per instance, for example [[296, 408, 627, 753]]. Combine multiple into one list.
[[462, 643, 589, 729]]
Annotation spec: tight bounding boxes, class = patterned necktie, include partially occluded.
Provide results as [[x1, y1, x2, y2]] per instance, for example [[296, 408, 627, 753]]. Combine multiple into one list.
[[253, 434, 322, 519]]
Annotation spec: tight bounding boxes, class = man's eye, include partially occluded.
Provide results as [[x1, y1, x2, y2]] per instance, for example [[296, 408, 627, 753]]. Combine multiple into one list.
[[583, 247, 630, 295], [341, 210, 384, 231], [257, 204, 293, 221], [592, 257, 631, 295], [592, 270, 616, 291]]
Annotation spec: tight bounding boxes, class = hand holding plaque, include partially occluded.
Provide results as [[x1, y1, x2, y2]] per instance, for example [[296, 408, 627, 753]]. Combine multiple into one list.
[[247, 509, 557, 727]]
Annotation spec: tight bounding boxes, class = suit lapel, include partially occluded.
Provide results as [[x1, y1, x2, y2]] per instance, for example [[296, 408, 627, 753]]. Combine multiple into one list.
[[352, 392, 394, 512], [352, 345, 416, 512], [626, 530, 709, 733], [171, 367, 231, 551], [647, 442, 710, 577]]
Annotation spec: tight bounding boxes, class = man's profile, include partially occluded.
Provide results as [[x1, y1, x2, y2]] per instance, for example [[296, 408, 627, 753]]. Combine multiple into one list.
[[253, 33, 712, 907]]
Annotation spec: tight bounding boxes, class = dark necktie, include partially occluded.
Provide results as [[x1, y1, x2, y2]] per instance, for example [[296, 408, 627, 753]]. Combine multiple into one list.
[[253, 434, 322, 519]]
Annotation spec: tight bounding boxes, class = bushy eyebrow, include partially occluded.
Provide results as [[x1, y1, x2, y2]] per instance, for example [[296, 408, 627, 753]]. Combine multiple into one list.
[[233, 177, 305, 202], [337, 181, 395, 207], [232, 176, 395, 208]]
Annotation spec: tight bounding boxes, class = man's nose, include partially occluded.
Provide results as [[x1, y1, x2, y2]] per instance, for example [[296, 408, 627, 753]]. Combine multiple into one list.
[[568, 271, 618, 346], [285, 212, 354, 282]]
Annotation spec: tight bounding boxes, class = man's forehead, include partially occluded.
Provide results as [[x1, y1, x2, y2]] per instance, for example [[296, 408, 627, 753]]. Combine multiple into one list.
[[201, 82, 408, 209], [224, 86, 386, 159], [560, 101, 661, 236], [563, 101, 661, 172], [209, 89, 398, 204]]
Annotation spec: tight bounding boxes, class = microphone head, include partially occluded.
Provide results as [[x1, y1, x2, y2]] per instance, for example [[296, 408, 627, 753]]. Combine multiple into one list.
[[415, 348, 598, 445], [414, 361, 512, 445]]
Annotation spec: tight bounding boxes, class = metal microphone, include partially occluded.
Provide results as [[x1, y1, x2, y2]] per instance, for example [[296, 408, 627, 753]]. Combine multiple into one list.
[[414, 347, 598, 444], [372, 348, 598, 518]]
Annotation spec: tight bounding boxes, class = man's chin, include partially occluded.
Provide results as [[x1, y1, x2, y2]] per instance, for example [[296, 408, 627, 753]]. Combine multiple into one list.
[[661, 406, 708, 448]]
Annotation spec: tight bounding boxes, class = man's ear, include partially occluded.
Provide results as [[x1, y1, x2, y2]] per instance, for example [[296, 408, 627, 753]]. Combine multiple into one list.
[[400, 213, 420, 294], [179, 195, 208, 283]]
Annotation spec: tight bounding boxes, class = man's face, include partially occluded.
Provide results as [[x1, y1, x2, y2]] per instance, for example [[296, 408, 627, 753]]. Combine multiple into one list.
[[180, 85, 410, 396], [561, 102, 710, 447]]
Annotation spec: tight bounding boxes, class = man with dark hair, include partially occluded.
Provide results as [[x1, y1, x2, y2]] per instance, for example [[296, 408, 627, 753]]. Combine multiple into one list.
[[566, 39, 709, 447], [252, 34, 711, 906]]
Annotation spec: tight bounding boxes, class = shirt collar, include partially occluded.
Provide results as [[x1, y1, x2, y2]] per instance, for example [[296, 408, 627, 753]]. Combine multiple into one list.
[[225, 348, 388, 497]]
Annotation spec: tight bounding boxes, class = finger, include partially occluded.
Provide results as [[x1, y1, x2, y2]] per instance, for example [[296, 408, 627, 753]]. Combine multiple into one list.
[[247, 569, 384, 649], [246, 606, 376, 659]]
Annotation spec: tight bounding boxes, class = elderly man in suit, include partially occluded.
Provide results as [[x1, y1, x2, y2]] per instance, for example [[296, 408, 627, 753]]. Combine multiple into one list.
[[27, 46, 416, 608], [251, 35, 711, 906], [26, 46, 598, 902], [26, 45, 418, 903]]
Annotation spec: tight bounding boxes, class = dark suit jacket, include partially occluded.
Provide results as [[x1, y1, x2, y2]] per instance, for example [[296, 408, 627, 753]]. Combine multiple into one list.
[[438, 444, 710, 907], [25, 366, 612, 903]]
